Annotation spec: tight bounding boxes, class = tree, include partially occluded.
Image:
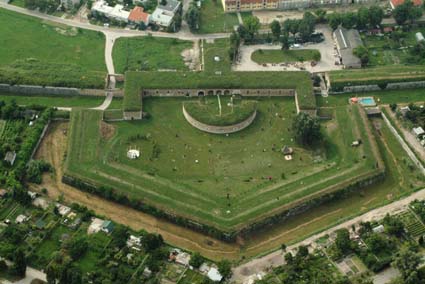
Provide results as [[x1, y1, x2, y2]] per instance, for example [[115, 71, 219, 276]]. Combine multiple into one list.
[[314, 9, 327, 23], [270, 20, 281, 41], [281, 33, 290, 50], [393, 246, 421, 283], [111, 225, 129, 248], [335, 229, 353, 255], [292, 112, 323, 146], [46, 265, 56, 284], [296, 246, 309, 258], [11, 249, 26, 277], [353, 45, 369, 66], [217, 260, 232, 279], [189, 252, 204, 268], [327, 13, 341, 30], [368, 5, 384, 27], [341, 12, 357, 29], [393, 1, 411, 25], [185, 3, 200, 31], [143, 233, 164, 252], [66, 236, 88, 260], [383, 214, 404, 237], [356, 7, 369, 29], [281, 243, 287, 251], [244, 16, 260, 41]]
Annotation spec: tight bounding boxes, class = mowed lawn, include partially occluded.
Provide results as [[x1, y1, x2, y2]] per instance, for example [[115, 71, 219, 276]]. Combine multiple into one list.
[[203, 38, 232, 74], [112, 36, 193, 73], [65, 97, 380, 230], [251, 49, 321, 64], [197, 0, 239, 34]]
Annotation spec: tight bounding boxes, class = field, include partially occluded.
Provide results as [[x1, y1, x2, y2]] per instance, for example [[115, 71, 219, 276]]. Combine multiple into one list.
[[64, 96, 382, 233], [197, 0, 239, 34], [0, 8, 106, 88], [112, 36, 193, 73], [203, 38, 232, 74], [251, 49, 321, 64]]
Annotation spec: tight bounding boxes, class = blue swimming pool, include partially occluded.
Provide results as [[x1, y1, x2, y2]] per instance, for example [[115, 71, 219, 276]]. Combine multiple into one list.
[[359, 97, 376, 106]]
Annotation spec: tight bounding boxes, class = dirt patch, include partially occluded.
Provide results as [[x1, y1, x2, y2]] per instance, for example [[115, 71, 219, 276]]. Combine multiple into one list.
[[100, 121, 115, 140], [181, 40, 200, 71]]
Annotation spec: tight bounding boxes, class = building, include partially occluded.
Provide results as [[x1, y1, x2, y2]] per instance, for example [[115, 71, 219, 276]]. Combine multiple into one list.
[[400, 106, 410, 117], [390, 0, 422, 9], [222, 0, 376, 12], [60, 0, 80, 10], [4, 151, 16, 166], [128, 6, 150, 26], [413, 126, 425, 139], [416, 32, 425, 43], [333, 27, 363, 69], [102, 220, 115, 233], [92, 0, 130, 22], [151, 0, 180, 28]]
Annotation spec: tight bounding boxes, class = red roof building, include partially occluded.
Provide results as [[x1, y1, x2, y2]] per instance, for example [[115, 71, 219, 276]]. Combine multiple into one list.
[[128, 6, 150, 25], [390, 0, 422, 9]]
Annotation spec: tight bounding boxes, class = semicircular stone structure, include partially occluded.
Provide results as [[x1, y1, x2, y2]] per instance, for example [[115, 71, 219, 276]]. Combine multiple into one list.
[[182, 105, 257, 134]]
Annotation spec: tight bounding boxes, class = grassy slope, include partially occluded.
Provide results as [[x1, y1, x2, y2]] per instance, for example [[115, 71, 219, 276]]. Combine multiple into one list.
[[0, 8, 106, 88], [65, 99, 380, 231], [112, 37, 193, 74], [251, 49, 321, 64], [0, 93, 110, 108], [197, 0, 239, 34]]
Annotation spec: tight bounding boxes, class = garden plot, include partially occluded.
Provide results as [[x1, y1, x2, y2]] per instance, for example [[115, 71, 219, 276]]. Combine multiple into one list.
[[398, 210, 425, 238]]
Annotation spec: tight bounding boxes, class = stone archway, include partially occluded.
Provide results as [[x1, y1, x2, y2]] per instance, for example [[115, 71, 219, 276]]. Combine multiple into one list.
[[198, 90, 205, 96], [216, 90, 222, 95], [208, 90, 214, 96]]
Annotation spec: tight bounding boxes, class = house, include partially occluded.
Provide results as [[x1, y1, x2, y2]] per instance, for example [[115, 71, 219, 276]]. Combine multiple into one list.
[[365, 107, 382, 117], [102, 220, 114, 233], [88, 217, 105, 234], [4, 151, 16, 166], [92, 0, 130, 22], [56, 203, 72, 216], [372, 224, 385, 234], [416, 32, 425, 43], [60, 0, 80, 10], [143, 267, 152, 277], [127, 235, 142, 250], [390, 0, 422, 9], [207, 267, 223, 282], [28, 191, 38, 200], [333, 27, 363, 69], [128, 6, 150, 26], [151, 0, 180, 28], [383, 27, 394, 34], [175, 252, 191, 266], [400, 106, 410, 117], [16, 214, 28, 224], [413, 126, 425, 139]]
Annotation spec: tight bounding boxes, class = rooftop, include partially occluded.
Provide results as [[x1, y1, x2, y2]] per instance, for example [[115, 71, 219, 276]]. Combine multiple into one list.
[[157, 0, 180, 12], [390, 0, 422, 8], [128, 6, 149, 23], [334, 27, 363, 68]]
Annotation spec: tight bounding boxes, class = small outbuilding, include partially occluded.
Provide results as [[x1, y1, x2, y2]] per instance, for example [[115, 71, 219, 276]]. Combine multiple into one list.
[[102, 220, 114, 234], [413, 126, 425, 138], [4, 151, 16, 166]]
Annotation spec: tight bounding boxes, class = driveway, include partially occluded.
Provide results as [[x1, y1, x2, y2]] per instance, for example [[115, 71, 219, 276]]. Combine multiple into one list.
[[233, 25, 342, 73]]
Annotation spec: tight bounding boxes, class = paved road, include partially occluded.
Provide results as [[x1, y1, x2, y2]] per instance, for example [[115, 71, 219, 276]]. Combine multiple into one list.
[[0, 2, 229, 40]]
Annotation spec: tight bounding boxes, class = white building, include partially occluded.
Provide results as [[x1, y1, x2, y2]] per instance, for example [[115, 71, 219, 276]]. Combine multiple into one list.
[[413, 126, 425, 138], [151, 0, 180, 27], [92, 0, 130, 22]]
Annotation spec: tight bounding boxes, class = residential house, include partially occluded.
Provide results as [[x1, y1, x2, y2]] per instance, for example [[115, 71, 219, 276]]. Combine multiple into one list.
[[16, 214, 28, 224], [400, 106, 410, 117], [151, 0, 180, 28], [390, 0, 422, 10], [4, 151, 16, 166], [413, 126, 425, 139], [127, 235, 142, 250], [333, 27, 363, 69], [56, 203, 72, 216], [92, 0, 130, 22], [102, 220, 114, 233], [372, 224, 385, 234], [128, 6, 150, 26]]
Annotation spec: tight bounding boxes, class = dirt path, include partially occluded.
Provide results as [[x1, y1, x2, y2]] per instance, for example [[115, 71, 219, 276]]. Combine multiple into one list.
[[32, 122, 240, 260]]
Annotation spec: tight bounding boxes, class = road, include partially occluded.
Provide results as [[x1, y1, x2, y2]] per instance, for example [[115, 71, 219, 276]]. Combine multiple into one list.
[[0, 2, 229, 41]]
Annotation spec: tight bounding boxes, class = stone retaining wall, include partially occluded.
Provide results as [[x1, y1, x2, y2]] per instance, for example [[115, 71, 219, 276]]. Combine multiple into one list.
[[331, 80, 425, 94], [182, 105, 257, 134]]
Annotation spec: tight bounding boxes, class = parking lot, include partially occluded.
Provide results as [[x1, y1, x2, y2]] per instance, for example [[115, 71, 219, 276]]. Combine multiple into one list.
[[233, 25, 343, 73]]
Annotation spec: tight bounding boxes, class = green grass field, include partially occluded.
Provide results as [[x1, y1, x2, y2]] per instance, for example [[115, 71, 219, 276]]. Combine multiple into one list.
[[203, 38, 232, 74], [112, 36, 193, 73], [65, 97, 382, 231], [197, 0, 239, 34], [0, 8, 106, 88], [251, 49, 321, 64]]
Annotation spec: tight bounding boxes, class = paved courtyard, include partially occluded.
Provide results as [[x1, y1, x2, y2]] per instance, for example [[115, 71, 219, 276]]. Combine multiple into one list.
[[233, 25, 343, 73]]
